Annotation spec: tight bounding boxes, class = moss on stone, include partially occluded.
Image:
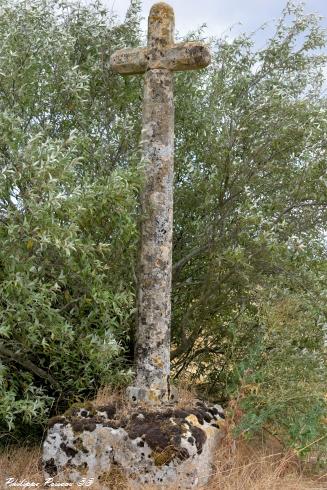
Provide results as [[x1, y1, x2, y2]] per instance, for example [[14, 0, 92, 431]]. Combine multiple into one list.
[[48, 416, 67, 429], [69, 415, 123, 433], [127, 410, 187, 452], [124, 407, 214, 466], [64, 401, 96, 418], [97, 403, 116, 419]]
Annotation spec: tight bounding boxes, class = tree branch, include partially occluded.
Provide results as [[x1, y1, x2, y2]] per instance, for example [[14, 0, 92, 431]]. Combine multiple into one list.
[[275, 200, 327, 224], [173, 242, 210, 275], [0, 343, 60, 389]]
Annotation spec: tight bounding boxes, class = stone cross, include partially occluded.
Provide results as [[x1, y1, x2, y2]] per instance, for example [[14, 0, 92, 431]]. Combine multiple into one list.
[[110, 2, 211, 404]]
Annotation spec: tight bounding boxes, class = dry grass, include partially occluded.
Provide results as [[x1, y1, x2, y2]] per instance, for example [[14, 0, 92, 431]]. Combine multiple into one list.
[[1, 438, 325, 490], [204, 439, 327, 490], [1, 388, 325, 489], [93, 384, 199, 408], [0, 445, 42, 485], [92, 384, 201, 419], [0, 444, 104, 490], [93, 384, 124, 406]]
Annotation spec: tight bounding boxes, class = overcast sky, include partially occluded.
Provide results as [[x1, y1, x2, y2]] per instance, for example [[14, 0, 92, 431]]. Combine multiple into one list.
[[105, 0, 327, 44]]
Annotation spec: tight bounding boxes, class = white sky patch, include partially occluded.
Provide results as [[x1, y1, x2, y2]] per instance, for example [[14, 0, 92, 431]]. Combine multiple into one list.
[[105, 0, 327, 41]]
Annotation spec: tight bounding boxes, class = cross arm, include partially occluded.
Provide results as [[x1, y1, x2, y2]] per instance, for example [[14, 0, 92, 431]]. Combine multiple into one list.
[[110, 47, 148, 75], [110, 42, 211, 75], [163, 41, 211, 71]]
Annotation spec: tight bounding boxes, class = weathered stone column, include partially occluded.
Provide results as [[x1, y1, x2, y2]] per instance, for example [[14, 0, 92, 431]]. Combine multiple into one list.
[[134, 67, 174, 400], [134, 6, 175, 401], [42, 5, 222, 489], [110, 2, 211, 403]]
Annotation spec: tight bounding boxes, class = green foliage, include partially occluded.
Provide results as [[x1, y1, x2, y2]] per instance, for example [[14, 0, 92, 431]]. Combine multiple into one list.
[[230, 286, 326, 454], [0, 0, 143, 437], [0, 0, 326, 456], [171, 1, 327, 453]]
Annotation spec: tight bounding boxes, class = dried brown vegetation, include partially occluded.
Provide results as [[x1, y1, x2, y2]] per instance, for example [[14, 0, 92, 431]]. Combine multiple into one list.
[[1, 437, 325, 490], [1, 387, 318, 489], [204, 439, 326, 490], [2, 386, 325, 489]]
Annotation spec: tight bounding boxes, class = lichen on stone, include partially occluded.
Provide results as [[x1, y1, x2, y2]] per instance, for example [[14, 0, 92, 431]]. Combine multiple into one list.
[[64, 401, 96, 418], [42, 399, 224, 488]]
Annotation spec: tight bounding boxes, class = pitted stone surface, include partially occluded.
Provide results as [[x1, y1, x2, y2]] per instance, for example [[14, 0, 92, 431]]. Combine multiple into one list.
[[42, 400, 224, 488], [110, 2, 211, 403]]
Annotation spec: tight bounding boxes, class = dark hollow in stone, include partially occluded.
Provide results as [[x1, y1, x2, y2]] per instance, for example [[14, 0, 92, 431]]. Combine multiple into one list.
[[208, 406, 225, 419], [60, 443, 78, 458], [186, 408, 208, 425], [177, 447, 190, 461], [44, 458, 57, 477], [188, 425, 207, 454]]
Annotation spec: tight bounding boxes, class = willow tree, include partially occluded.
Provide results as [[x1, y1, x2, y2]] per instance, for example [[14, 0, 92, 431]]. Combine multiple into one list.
[[0, 0, 143, 439]]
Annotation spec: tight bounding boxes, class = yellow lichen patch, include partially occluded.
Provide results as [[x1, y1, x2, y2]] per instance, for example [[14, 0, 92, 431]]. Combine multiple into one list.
[[148, 389, 160, 402], [150, 3, 174, 19], [153, 445, 176, 466], [185, 414, 201, 427], [152, 356, 164, 368], [26, 239, 34, 250], [203, 425, 218, 438]]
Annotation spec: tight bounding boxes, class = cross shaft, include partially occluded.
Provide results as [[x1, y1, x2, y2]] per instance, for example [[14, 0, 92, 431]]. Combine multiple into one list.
[[110, 2, 210, 404]]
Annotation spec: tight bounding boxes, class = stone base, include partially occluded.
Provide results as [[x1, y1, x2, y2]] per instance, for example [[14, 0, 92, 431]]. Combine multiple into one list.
[[42, 399, 224, 488]]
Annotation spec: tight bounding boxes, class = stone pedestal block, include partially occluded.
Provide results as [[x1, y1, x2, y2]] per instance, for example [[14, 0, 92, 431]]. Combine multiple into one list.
[[42, 400, 224, 488]]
